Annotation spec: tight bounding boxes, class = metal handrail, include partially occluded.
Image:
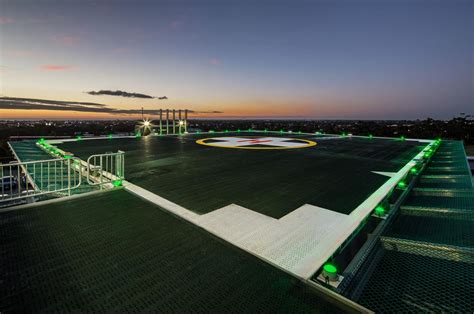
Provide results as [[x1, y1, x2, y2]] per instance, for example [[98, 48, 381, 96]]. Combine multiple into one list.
[[0, 157, 82, 203], [86, 151, 125, 186]]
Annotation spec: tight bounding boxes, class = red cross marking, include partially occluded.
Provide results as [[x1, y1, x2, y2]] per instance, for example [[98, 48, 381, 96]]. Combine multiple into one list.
[[237, 139, 273, 144]]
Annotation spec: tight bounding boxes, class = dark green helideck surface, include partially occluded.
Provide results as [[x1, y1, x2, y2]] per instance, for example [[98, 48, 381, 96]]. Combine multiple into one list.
[[57, 133, 424, 218], [0, 190, 339, 313]]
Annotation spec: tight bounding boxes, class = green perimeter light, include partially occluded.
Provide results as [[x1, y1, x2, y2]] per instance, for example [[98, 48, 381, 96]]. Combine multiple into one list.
[[209, 130, 215, 133], [135, 132, 141, 138], [112, 180, 122, 187], [323, 263, 337, 274], [224, 130, 229, 133], [280, 129, 284, 133], [368, 134, 373, 139], [76, 135, 82, 141], [108, 134, 113, 139], [375, 205, 385, 216], [237, 129, 241, 133], [397, 181, 407, 189], [410, 167, 418, 174]]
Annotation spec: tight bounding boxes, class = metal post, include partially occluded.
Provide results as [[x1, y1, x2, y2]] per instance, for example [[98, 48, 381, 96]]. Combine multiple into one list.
[[178, 109, 182, 134], [172, 109, 176, 134], [184, 109, 188, 133], [159, 109, 163, 135], [166, 109, 169, 135], [99, 156, 103, 190], [60, 160, 64, 190], [1, 165, 3, 198], [18, 164, 21, 196], [67, 159, 71, 196]]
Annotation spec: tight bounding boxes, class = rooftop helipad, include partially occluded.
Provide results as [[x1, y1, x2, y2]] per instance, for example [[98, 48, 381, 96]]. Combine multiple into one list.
[[46, 131, 431, 279], [54, 132, 426, 217], [4, 131, 471, 312]]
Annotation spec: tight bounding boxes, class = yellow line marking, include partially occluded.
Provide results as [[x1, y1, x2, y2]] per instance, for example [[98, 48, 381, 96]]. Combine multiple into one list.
[[196, 137, 317, 150]]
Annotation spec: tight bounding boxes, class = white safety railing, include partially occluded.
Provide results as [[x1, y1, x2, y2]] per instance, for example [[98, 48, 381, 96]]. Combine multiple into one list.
[[86, 151, 125, 187], [0, 157, 82, 204]]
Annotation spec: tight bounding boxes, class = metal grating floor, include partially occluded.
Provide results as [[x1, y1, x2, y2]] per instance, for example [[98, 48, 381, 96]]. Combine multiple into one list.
[[357, 250, 474, 313], [387, 213, 474, 247], [0, 189, 338, 312], [356, 141, 474, 312]]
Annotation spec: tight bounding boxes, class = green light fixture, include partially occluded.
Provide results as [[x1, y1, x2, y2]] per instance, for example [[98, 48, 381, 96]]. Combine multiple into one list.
[[323, 264, 337, 273], [112, 180, 122, 187], [322, 263, 339, 281], [76, 135, 82, 141], [410, 168, 418, 174], [375, 205, 385, 216], [368, 134, 373, 139], [397, 181, 407, 189]]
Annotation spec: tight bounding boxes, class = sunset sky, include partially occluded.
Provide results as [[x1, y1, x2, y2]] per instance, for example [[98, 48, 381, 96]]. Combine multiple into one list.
[[0, 0, 472, 120]]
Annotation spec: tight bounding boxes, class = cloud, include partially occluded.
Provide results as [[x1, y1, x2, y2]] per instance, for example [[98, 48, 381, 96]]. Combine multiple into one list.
[[0, 97, 222, 115], [86, 90, 154, 99], [41, 65, 73, 71], [1, 97, 107, 107], [86, 90, 168, 100], [52, 35, 79, 46], [0, 17, 14, 25], [209, 58, 220, 66]]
